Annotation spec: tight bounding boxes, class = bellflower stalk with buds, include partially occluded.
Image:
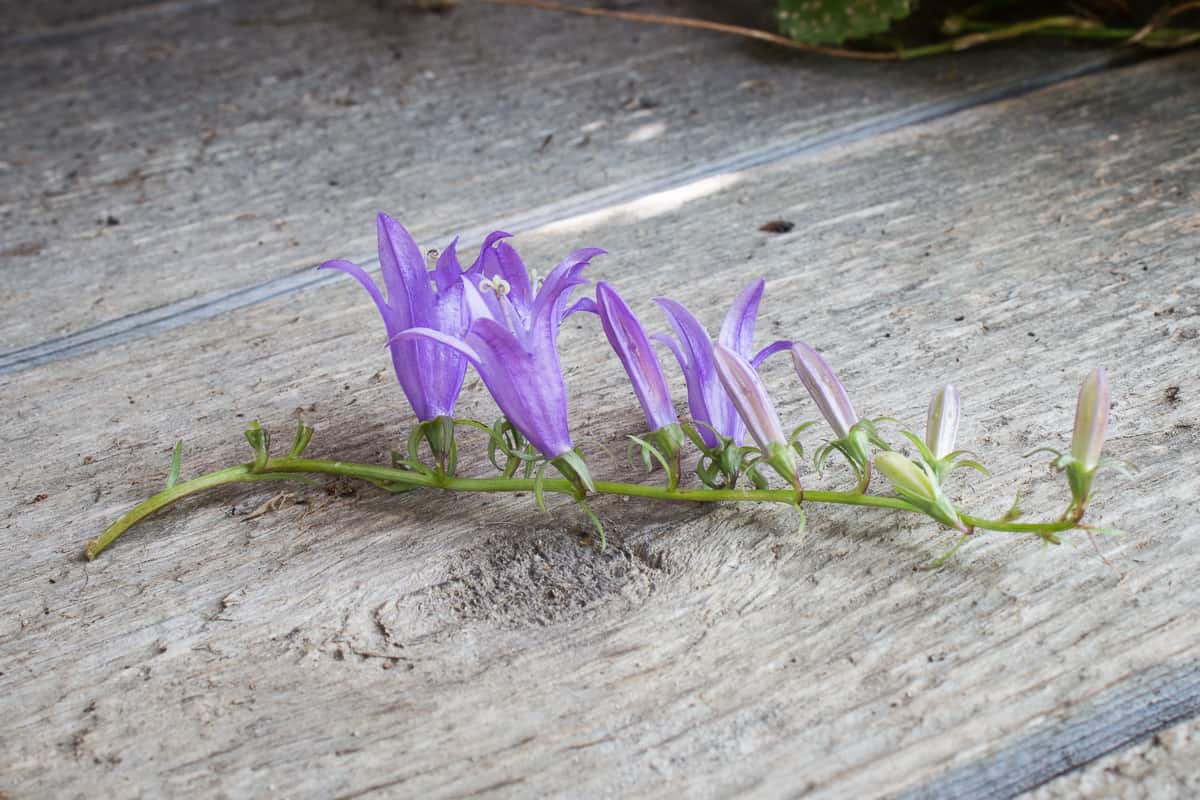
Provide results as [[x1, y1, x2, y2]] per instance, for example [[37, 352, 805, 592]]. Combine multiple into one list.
[[788, 341, 881, 492], [712, 344, 801, 494], [85, 213, 1136, 567], [320, 213, 508, 471], [595, 282, 685, 486], [395, 242, 604, 497]]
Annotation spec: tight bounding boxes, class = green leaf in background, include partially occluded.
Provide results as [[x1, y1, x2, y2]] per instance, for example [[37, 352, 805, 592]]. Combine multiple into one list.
[[776, 0, 917, 45]]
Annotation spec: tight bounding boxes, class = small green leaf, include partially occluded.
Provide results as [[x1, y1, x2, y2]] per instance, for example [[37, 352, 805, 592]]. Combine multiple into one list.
[[289, 420, 314, 458], [1002, 490, 1023, 522], [777, 0, 916, 45], [165, 440, 184, 489]]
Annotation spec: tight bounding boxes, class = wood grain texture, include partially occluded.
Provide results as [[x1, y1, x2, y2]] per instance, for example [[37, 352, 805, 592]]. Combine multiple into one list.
[[2, 46, 1198, 800], [0, 0, 1115, 355]]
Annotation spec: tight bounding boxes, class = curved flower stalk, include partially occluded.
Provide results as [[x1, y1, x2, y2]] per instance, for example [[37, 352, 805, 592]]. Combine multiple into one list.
[[896, 384, 988, 483], [394, 243, 605, 498], [787, 341, 885, 493], [320, 213, 509, 470], [712, 344, 800, 494], [653, 279, 790, 488], [875, 452, 968, 533], [595, 282, 685, 488]]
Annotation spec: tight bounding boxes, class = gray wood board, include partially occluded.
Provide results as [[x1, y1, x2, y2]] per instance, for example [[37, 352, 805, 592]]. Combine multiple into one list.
[[2, 51, 1199, 798], [0, 0, 1117, 359]]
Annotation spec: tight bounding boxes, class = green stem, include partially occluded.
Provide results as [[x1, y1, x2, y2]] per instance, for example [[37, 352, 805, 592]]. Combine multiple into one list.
[[85, 456, 1081, 559], [960, 513, 1077, 536], [954, 18, 1200, 46], [901, 16, 1096, 59]]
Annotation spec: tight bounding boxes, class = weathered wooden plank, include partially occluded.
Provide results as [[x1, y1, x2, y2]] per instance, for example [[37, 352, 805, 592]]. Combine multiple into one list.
[[0, 0, 1116, 356], [1027, 713, 1200, 799], [902, 662, 1200, 799], [2, 52, 1198, 798]]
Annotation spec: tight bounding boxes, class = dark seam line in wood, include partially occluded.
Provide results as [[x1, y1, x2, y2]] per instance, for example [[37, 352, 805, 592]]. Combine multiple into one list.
[[0, 52, 1141, 377], [896, 660, 1200, 800]]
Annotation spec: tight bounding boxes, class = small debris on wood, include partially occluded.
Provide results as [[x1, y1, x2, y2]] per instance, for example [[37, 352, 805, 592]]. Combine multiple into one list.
[[242, 492, 296, 521], [758, 220, 795, 234], [31, 493, 48, 504], [1165, 386, 1181, 404], [622, 95, 659, 111]]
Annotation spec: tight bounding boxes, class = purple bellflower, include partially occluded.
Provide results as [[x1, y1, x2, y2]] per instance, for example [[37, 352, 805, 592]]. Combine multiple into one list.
[[653, 279, 789, 451], [596, 282, 678, 433], [789, 341, 858, 439], [320, 213, 507, 423], [394, 241, 604, 497], [595, 282, 685, 485], [712, 343, 800, 493], [787, 341, 880, 493]]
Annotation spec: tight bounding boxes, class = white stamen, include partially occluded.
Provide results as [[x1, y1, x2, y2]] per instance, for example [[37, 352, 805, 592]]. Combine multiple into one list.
[[479, 276, 511, 298]]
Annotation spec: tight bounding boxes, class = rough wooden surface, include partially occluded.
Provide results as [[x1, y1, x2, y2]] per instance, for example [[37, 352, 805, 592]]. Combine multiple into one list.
[[2, 3, 1199, 798], [0, 0, 1114, 361]]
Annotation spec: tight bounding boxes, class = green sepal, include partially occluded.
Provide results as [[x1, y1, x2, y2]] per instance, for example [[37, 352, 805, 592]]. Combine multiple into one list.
[[420, 415, 457, 475], [289, 420, 315, 458], [244, 420, 270, 473], [551, 450, 595, 499], [165, 440, 184, 489], [924, 533, 971, 571]]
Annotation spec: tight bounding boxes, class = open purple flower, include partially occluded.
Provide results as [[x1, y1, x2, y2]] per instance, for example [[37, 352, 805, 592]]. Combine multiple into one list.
[[653, 279, 788, 450], [394, 242, 604, 495], [319, 212, 508, 423]]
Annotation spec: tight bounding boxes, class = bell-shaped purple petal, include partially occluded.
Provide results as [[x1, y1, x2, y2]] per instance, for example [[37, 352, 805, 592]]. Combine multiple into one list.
[[789, 341, 858, 439], [718, 278, 764, 356], [651, 279, 770, 449], [596, 282, 677, 432], [712, 343, 786, 451], [653, 298, 743, 448], [1071, 367, 1110, 471], [321, 213, 508, 422], [925, 384, 961, 460]]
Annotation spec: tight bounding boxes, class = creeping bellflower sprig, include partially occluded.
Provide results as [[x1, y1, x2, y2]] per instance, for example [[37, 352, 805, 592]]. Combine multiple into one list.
[[595, 281, 685, 487], [84, 214, 1134, 567]]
